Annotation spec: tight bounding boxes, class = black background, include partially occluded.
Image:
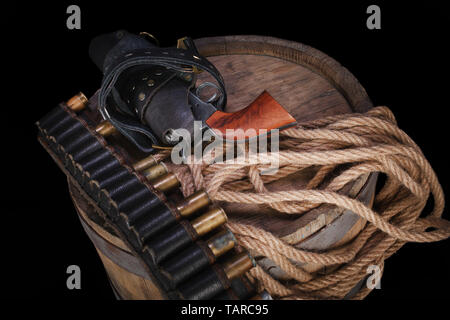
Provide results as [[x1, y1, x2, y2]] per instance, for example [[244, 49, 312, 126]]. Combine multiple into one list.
[[4, 0, 450, 303]]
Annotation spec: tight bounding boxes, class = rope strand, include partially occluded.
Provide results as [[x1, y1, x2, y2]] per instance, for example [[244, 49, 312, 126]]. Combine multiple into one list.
[[164, 106, 449, 299]]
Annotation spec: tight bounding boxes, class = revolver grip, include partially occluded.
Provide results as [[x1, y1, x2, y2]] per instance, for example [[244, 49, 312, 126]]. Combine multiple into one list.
[[205, 91, 296, 141]]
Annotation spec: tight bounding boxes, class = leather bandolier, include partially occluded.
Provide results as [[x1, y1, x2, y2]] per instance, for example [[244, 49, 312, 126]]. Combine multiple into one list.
[[36, 30, 272, 300]]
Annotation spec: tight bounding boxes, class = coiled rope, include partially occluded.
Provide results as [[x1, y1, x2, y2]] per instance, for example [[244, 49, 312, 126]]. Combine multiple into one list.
[[158, 106, 450, 299]]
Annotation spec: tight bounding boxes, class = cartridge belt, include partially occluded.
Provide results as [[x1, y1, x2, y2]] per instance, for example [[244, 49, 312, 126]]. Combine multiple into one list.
[[36, 100, 265, 300]]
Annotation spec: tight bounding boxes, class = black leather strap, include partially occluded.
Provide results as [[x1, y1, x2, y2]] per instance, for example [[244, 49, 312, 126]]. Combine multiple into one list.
[[145, 221, 197, 264], [37, 103, 262, 300], [98, 38, 226, 153], [102, 104, 159, 153], [160, 241, 213, 288], [177, 265, 229, 300]]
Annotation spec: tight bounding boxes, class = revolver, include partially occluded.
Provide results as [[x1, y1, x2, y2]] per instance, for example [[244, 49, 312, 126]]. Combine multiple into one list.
[[89, 30, 296, 153]]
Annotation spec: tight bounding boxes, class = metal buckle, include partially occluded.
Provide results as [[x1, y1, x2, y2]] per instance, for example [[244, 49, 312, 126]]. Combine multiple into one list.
[[177, 37, 203, 74], [139, 32, 160, 46]]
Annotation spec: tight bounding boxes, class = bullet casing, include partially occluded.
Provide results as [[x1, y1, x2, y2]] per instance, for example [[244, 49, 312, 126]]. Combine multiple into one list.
[[133, 155, 158, 172], [222, 251, 255, 280], [95, 120, 116, 137], [191, 207, 227, 236], [67, 92, 88, 112], [206, 229, 236, 258], [152, 172, 180, 193], [176, 190, 211, 217], [142, 163, 168, 181]]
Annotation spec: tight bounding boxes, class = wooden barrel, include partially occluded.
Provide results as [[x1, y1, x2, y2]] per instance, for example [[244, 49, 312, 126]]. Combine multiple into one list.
[[68, 35, 377, 299]]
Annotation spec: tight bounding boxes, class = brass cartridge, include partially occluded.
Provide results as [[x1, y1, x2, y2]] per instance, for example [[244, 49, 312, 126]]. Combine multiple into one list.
[[66, 92, 88, 112], [191, 207, 227, 236], [142, 163, 168, 181], [95, 120, 116, 137], [176, 190, 211, 217], [133, 155, 158, 172], [152, 172, 180, 193], [222, 251, 255, 280], [206, 229, 236, 258]]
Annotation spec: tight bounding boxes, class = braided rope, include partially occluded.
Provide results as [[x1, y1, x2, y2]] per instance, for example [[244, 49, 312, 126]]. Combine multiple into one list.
[[164, 106, 450, 299]]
